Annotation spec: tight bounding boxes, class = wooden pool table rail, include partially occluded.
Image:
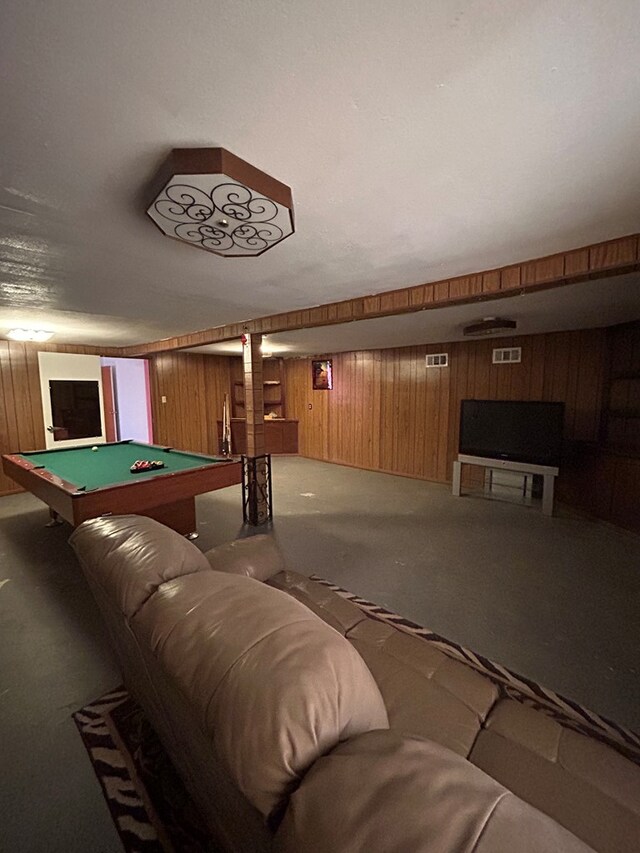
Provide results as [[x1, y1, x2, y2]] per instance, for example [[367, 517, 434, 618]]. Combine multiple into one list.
[[1, 451, 242, 534]]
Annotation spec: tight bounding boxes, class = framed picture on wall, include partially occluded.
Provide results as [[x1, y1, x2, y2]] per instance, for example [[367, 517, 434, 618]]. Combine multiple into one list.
[[312, 359, 333, 390]]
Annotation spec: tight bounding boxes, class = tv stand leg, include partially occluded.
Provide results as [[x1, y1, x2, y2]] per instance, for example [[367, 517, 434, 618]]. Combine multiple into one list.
[[542, 475, 555, 516], [452, 461, 462, 497]]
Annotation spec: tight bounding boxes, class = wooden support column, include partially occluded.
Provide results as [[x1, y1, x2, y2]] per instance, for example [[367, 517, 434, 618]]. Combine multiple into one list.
[[243, 333, 265, 456], [242, 333, 270, 524]]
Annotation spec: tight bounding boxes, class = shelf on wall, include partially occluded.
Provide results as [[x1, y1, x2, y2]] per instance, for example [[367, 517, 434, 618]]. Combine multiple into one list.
[[231, 357, 285, 418]]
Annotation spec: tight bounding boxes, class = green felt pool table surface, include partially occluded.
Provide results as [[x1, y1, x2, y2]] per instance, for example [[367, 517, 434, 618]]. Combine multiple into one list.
[[16, 441, 229, 491]]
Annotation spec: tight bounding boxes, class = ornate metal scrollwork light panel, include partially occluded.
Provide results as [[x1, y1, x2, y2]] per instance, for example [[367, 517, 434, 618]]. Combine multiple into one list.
[[146, 148, 294, 257]]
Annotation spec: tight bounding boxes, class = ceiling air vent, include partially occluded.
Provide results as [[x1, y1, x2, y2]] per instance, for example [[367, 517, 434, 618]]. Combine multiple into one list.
[[463, 317, 517, 337], [426, 353, 448, 368], [492, 347, 521, 364]]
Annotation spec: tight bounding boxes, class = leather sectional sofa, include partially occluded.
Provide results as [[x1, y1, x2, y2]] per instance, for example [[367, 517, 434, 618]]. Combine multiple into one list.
[[70, 515, 640, 852]]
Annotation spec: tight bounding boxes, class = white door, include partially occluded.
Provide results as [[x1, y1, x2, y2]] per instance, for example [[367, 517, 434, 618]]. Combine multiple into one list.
[[38, 352, 107, 449]]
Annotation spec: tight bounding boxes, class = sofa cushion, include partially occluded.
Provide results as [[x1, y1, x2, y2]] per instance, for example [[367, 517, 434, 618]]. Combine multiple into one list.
[[347, 618, 498, 756], [275, 729, 594, 853], [205, 533, 285, 581], [470, 699, 640, 853], [268, 571, 367, 635], [131, 570, 389, 819], [69, 515, 210, 618]]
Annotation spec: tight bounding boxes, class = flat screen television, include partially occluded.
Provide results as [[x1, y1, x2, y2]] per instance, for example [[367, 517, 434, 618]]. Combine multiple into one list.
[[459, 400, 565, 467]]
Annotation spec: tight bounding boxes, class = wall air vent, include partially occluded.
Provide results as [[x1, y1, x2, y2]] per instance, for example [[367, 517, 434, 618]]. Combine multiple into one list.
[[426, 353, 449, 368], [492, 347, 521, 364]]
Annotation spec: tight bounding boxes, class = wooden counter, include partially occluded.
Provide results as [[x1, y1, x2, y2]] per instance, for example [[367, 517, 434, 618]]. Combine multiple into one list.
[[217, 418, 298, 455]]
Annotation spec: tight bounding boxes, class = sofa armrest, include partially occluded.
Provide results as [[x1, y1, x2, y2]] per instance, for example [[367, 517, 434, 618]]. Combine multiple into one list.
[[469, 700, 640, 853], [276, 730, 595, 852], [204, 534, 285, 581], [70, 515, 211, 618]]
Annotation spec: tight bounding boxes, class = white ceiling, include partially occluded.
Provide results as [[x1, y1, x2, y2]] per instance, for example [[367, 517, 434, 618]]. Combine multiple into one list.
[[1, 1, 639, 348]]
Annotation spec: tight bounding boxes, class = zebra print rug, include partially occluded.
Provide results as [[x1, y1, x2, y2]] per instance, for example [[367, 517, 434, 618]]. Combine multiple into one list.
[[73, 687, 210, 852]]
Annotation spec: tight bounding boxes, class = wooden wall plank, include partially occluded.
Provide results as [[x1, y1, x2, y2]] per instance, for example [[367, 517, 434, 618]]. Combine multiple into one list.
[[147, 351, 232, 455], [0, 343, 20, 474], [521, 255, 564, 285], [284, 327, 610, 485], [500, 266, 521, 290], [602, 321, 640, 453], [9, 344, 36, 452], [482, 270, 501, 293], [589, 237, 638, 271], [564, 248, 590, 277], [445, 342, 460, 482], [0, 343, 17, 494], [437, 351, 451, 481], [433, 281, 450, 302]]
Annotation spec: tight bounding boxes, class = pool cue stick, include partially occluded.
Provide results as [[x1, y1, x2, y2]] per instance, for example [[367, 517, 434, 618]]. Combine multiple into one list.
[[222, 393, 232, 456]]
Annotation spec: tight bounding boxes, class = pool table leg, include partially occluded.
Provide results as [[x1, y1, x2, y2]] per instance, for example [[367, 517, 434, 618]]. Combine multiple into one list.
[[142, 498, 199, 539], [45, 508, 64, 527]]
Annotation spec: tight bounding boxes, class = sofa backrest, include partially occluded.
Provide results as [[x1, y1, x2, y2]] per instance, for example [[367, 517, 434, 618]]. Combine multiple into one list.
[[71, 515, 389, 824], [131, 570, 389, 818]]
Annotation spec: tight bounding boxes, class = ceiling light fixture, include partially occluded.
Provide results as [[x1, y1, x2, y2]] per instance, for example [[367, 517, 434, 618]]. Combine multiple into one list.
[[463, 317, 517, 337], [146, 147, 295, 258], [260, 336, 273, 358], [7, 328, 54, 342]]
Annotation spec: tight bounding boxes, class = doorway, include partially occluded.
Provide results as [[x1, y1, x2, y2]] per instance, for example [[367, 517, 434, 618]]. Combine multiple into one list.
[[37, 352, 152, 449], [99, 357, 153, 443]]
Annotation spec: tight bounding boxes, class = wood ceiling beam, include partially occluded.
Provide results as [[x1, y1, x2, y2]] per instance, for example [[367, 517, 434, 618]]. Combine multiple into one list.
[[117, 233, 640, 357]]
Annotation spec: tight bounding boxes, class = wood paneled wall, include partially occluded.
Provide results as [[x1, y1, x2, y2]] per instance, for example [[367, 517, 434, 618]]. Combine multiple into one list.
[[603, 321, 640, 453], [3, 329, 636, 533], [0, 341, 120, 495], [148, 351, 231, 454], [558, 322, 640, 532], [284, 329, 608, 485]]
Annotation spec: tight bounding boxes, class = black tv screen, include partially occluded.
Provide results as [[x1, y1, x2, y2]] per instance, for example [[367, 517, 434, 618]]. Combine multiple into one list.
[[459, 400, 565, 467]]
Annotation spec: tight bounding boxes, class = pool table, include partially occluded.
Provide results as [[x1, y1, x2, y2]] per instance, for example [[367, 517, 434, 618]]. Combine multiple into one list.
[[1, 440, 242, 536]]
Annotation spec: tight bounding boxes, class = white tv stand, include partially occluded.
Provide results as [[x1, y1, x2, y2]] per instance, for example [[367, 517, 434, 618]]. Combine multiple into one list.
[[452, 454, 559, 516]]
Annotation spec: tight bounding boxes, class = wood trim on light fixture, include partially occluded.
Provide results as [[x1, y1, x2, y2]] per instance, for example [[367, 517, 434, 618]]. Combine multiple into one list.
[[150, 148, 294, 211]]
